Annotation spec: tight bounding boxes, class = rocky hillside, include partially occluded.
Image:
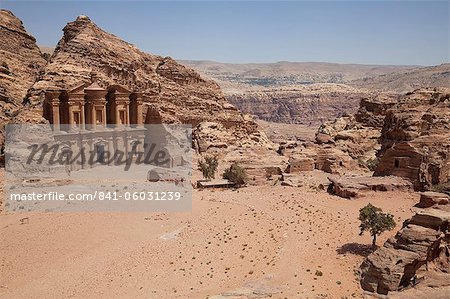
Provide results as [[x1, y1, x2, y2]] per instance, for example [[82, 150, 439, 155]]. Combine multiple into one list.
[[182, 60, 416, 92], [3, 13, 271, 151], [351, 63, 450, 93], [374, 88, 450, 190], [360, 192, 450, 297], [226, 84, 370, 124], [0, 10, 47, 145], [315, 88, 450, 190]]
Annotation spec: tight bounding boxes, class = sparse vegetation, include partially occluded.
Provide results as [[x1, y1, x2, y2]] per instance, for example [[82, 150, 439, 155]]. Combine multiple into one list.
[[223, 163, 248, 187], [197, 155, 218, 180], [359, 203, 396, 247]]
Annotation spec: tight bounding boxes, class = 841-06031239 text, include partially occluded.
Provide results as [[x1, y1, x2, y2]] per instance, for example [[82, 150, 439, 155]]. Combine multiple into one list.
[[9, 191, 182, 201]]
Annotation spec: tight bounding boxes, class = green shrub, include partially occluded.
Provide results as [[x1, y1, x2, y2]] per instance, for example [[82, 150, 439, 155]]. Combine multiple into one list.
[[359, 203, 396, 247], [223, 163, 248, 187], [197, 155, 218, 180]]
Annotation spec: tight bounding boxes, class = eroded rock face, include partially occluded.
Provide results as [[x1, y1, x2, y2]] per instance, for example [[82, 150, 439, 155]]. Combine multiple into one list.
[[416, 192, 450, 208], [192, 121, 273, 153], [315, 88, 450, 188], [314, 102, 383, 167], [354, 94, 399, 128], [0, 10, 47, 145], [327, 175, 413, 199], [221, 147, 288, 186], [26, 15, 270, 149], [359, 195, 450, 296], [226, 84, 369, 125], [374, 88, 450, 190]]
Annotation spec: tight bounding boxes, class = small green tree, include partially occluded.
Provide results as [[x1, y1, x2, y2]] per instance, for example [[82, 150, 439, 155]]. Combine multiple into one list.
[[359, 203, 396, 247], [223, 163, 248, 187], [197, 155, 218, 180]]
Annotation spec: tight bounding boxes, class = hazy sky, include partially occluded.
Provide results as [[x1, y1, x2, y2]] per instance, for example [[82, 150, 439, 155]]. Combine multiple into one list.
[[2, 1, 449, 65]]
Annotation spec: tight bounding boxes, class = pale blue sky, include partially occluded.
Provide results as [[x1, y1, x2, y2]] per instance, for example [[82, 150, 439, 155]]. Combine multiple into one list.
[[1, 1, 449, 65]]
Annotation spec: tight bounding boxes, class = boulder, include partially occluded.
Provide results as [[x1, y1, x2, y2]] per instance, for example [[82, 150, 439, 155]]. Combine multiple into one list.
[[327, 175, 413, 199], [286, 157, 314, 173], [416, 192, 450, 208], [281, 173, 303, 187]]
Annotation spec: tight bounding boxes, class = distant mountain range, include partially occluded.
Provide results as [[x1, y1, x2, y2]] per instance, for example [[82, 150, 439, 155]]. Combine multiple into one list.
[[350, 63, 450, 92], [181, 60, 449, 93], [179, 60, 449, 124]]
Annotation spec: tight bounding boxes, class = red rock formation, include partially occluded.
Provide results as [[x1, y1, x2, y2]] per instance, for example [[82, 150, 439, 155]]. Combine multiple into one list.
[[374, 88, 450, 190], [8, 13, 270, 151], [359, 194, 450, 296], [0, 9, 47, 146]]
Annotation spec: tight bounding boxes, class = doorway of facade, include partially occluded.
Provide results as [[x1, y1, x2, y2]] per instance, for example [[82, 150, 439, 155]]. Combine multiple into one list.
[[95, 144, 105, 164]]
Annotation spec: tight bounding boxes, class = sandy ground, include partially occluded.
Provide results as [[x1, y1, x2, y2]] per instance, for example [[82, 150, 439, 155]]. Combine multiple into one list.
[[0, 166, 418, 299]]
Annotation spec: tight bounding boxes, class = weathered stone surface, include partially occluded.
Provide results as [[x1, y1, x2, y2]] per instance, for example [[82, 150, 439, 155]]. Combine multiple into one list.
[[315, 133, 335, 145], [226, 84, 369, 125], [417, 192, 450, 208], [327, 175, 413, 199], [286, 157, 314, 173], [192, 120, 272, 153], [354, 94, 399, 128], [0, 10, 47, 145], [314, 109, 382, 166], [281, 173, 303, 187], [374, 88, 450, 190], [360, 246, 419, 294], [387, 285, 450, 299], [222, 147, 288, 186], [287, 144, 358, 175], [408, 208, 450, 230], [360, 201, 450, 296]]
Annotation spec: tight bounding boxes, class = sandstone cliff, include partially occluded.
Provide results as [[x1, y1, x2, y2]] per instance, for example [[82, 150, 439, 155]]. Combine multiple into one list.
[[7, 14, 270, 152], [374, 88, 450, 190], [226, 84, 370, 125], [0, 10, 47, 146]]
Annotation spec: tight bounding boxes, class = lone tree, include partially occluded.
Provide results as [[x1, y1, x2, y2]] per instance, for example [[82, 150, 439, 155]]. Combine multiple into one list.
[[359, 203, 396, 247], [223, 163, 248, 187], [197, 155, 218, 180]]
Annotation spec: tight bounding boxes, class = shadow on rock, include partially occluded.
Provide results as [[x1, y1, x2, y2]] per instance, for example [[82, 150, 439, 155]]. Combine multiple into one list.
[[336, 242, 376, 257]]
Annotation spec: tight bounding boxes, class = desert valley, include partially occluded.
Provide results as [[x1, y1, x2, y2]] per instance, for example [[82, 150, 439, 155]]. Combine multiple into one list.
[[0, 5, 449, 299]]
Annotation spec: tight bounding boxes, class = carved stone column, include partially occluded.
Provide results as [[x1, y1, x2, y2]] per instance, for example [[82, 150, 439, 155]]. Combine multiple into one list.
[[80, 103, 86, 131], [136, 98, 144, 127], [126, 102, 130, 126], [45, 90, 61, 131], [68, 102, 74, 132], [102, 107, 107, 128]]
